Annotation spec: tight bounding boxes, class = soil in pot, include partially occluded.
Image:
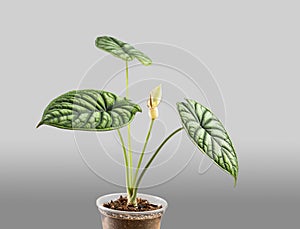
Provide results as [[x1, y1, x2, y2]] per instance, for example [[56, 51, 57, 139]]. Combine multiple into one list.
[[101, 195, 164, 229], [103, 195, 162, 211]]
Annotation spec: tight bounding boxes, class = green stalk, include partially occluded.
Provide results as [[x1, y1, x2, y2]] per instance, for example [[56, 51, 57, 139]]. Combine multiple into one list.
[[125, 61, 135, 204], [133, 119, 155, 187], [127, 124, 133, 187], [125, 61, 129, 98], [117, 129, 130, 193], [131, 127, 184, 200]]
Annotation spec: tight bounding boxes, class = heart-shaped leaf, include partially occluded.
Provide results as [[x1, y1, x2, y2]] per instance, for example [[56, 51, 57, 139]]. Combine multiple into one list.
[[37, 90, 142, 131], [95, 36, 152, 66], [177, 99, 238, 184]]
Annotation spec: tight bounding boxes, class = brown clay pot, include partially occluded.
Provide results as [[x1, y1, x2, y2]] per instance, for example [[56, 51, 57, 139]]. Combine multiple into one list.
[[96, 193, 168, 229]]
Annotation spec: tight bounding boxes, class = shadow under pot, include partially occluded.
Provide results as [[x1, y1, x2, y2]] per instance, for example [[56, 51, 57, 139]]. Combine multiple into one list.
[[96, 193, 168, 229]]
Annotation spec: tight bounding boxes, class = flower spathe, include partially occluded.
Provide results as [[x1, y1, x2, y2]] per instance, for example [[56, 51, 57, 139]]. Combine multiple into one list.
[[147, 85, 162, 120]]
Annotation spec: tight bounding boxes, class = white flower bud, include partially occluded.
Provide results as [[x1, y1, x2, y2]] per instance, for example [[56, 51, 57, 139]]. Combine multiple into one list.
[[148, 107, 159, 120], [147, 85, 162, 120]]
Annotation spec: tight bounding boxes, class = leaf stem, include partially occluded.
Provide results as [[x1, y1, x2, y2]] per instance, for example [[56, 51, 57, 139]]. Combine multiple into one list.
[[126, 61, 129, 98], [125, 61, 134, 195], [132, 127, 184, 199], [133, 119, 155, 187], [117, 129, 130, 192], [127, 124, 133, 188]]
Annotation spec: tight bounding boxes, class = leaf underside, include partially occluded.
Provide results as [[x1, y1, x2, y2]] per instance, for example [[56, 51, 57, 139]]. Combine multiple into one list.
[[95, 36, 152, 66], [177, 99, 238, 184], [37, 89, 142, 131]]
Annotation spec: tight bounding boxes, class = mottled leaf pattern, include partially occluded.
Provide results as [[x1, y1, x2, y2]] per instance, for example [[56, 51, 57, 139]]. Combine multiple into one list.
[[177, 99, 238, 184], [37, 90, 142, 131], [95, 36, 152, 65]]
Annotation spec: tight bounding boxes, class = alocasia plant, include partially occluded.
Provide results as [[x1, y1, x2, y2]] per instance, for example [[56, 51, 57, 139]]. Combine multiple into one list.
[[37, 36, 238, 205]]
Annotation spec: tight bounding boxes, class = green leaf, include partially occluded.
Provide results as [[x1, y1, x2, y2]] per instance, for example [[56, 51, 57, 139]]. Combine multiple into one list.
[[95, 36, 152, 66], [37, 89, 142, 131], [177, 99, 238, 184]]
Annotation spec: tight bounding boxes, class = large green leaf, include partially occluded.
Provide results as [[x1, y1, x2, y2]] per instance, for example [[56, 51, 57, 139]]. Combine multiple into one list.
[[177, 99, 238, 184], [95, 36, 152, 65], [37, 89, 142, 131]]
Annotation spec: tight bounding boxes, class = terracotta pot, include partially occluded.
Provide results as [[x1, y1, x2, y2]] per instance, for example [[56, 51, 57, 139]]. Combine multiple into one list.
[[96, 193, 168, 229]]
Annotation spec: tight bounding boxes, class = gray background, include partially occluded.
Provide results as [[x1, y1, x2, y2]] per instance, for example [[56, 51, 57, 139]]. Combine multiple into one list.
[[1, 0, 299, 228]]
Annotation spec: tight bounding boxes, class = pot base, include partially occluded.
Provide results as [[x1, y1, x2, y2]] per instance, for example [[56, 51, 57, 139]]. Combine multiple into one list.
[[97, 193, 167, 229], [101, 213, 161, 229]]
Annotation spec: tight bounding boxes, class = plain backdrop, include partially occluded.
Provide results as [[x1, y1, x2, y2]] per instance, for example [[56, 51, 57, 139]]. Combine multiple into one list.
[[1, 1, 299, 228]]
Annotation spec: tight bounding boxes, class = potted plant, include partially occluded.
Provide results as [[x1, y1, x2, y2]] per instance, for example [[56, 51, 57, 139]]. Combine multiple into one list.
[[37, 36, 238, 229]]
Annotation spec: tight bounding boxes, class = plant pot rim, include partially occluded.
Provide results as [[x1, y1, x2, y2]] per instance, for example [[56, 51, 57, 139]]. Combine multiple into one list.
[[96, 193, 168, 216]]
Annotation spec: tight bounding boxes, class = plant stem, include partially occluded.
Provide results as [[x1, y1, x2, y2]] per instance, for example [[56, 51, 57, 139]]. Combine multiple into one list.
[[125, 61, 129, 98], [131, 127, 184, 200], [125, 61, 134, 202], [133, 119, 155, 187], [117, 129, 130, 193], [127, 124, 133, 188]]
